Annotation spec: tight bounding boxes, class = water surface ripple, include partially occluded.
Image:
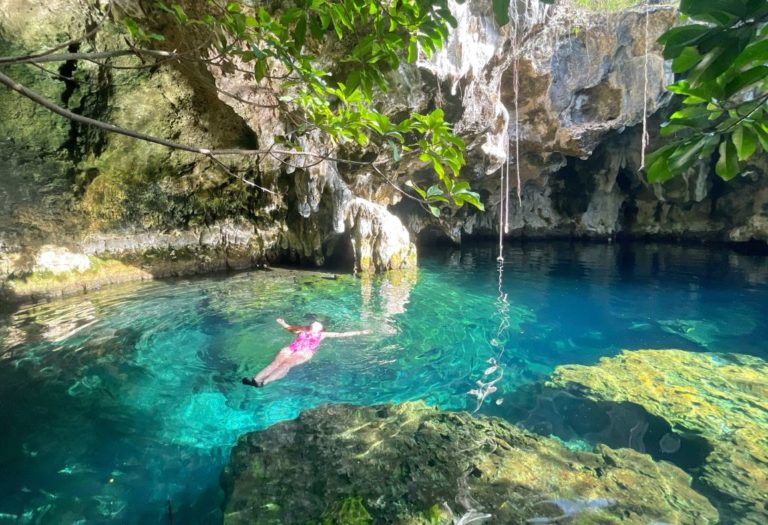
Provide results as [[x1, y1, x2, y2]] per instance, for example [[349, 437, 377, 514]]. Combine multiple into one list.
[[0, 242, 766, 522]]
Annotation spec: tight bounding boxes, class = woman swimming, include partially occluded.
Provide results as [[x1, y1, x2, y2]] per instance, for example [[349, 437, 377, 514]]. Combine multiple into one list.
[[241, 317, 371, 387]]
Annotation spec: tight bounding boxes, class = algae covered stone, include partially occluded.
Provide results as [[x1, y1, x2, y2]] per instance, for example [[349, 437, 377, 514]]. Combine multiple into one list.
[[222, 401, 716, 524], [549, 349, 768, 525]]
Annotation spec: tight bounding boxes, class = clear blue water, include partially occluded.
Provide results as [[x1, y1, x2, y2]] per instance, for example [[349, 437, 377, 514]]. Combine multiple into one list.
[[0, 242, 766, 523]]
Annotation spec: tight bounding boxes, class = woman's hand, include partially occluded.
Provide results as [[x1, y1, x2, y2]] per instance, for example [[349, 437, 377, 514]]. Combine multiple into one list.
[[276, 318, 286, 325]]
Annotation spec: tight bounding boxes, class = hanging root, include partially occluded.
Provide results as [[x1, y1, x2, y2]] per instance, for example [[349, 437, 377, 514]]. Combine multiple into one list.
[[639, 0, 650, 171]]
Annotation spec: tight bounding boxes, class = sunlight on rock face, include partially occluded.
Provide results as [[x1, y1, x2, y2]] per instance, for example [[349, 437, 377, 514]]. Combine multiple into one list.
[[223, 402, 717, 524], [33, 246, 91, 274], [345, 198, 417, 273]]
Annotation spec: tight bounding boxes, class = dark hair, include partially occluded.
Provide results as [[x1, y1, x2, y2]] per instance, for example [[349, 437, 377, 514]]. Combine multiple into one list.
[[304, 313, 329, 325]]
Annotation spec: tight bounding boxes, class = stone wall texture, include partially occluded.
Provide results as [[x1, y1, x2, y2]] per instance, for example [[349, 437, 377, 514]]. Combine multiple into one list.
[[1, 0, 767, 288]]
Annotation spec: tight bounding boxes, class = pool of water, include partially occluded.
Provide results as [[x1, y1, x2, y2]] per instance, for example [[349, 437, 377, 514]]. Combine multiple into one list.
[[0, 242, 766, 523]]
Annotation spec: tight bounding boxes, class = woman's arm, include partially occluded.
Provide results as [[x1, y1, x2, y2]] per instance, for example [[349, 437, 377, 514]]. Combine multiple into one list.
[[323, 329, 372, 339], [276, 318, 306, 333]]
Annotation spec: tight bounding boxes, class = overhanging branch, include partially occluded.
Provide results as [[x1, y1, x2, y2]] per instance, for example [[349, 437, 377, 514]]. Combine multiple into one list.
[[0, 49, 180, 65], [0, 69, 370, 166]]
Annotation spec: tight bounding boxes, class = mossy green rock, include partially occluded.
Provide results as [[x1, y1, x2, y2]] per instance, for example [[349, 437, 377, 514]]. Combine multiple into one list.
[[549, 349, 768, 524], [222, 401, 717, 524]]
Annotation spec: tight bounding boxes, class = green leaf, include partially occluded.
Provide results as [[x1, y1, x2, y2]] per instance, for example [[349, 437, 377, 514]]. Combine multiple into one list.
[[645, 143, 677, 183], [682, 95, 709, 105], [294, 15, 307, 48], [309, 15, 324, 39], [667, 146, 697, 174], [672, 47, 701, 74], [492, 0, 510, 26], [690, 43, 742, 84], [732, 125, 757, 161], [405, 180, 427, 199], [124, 18, 140, 39], [658, 24, 710, 59], [667, 80, 712, 100], [750, 122, 768, 152], [647, 155, 675, 184], [716, 139, 740, 180], [426, 185, 444, 199], [733, 39, 768, 68], [171, 4, 188, 24], [407, 39, 418, 63], [680, 0, 751, 20], [723, 66, 768, 98], [670, 106, 710, 120], [431, 158, 445, 178], [429, 205, 441, 218], [389, 141, 401, 162], [254, 59, 268, 81]]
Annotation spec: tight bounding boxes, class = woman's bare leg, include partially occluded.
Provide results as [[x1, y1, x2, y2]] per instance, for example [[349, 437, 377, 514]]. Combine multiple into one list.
[[254, 347, 293, 382], [260, 351, 314, 385]]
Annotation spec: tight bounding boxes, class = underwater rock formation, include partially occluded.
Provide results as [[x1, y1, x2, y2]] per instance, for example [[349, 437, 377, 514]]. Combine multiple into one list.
[[222, 401, 717, 524], [549, 349, 768, 525]]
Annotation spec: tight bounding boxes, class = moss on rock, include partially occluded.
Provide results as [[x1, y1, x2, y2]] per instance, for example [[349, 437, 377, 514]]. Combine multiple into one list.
[[549, 349, 768, 525], [222, 401, 717, 524]]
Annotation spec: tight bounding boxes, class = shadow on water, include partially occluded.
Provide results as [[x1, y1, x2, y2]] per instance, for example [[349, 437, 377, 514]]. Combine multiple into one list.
[[490, 382, 713, 471]]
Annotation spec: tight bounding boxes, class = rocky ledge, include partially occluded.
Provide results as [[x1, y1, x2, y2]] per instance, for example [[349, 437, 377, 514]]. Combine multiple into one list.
[[221, 401, 716, 524], [549, 349, 768, 525]]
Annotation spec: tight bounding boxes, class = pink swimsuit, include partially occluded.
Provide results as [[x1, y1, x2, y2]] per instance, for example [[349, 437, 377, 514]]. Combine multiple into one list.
[[288, 330, 324, 353]]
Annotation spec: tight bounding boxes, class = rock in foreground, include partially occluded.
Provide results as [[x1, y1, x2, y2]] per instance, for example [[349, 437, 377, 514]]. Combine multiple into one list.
[[549, 349, 768, 525], [222, 402, 716, 524]]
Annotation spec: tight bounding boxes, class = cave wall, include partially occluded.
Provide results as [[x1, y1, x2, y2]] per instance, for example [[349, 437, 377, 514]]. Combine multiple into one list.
[[404, 0, 768, 244], [0, 0, 417, 284], [1, 0, 767, 293]]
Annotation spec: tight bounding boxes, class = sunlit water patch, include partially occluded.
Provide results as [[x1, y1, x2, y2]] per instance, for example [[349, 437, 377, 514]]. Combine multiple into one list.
[[1, 242, 767, 523]]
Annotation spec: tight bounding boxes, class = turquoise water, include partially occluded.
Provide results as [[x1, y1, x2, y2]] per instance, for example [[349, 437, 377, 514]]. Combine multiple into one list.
[[0, 242, 766, 523]]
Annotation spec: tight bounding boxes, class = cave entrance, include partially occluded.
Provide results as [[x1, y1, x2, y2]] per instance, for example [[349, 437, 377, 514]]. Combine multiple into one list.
[[322, 231, 356, 273]]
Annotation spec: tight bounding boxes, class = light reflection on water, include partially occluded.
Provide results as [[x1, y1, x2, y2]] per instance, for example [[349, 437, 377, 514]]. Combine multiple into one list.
[[0, 242, 766, 523]]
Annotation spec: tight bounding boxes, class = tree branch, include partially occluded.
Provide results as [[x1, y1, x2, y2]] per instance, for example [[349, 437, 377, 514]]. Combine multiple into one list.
[[0, 49, 180, 65], [0, 68, 372, 166], [206, 154, 278, 195]]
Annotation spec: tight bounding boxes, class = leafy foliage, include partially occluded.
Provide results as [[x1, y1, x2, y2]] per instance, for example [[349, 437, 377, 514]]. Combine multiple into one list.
[[648, 0, 768, 183], [130, 0, 483, 215]]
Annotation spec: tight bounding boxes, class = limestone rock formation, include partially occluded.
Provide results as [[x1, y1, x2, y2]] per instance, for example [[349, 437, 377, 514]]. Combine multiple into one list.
[[406, 2, 768, 244], [3, 0, 768, 296], [0, 0, 417, 284], [32, 246, 91, 274], [345, 198, 417, 273], [222, 401, 717, 524], [548, 349, 768, 525]]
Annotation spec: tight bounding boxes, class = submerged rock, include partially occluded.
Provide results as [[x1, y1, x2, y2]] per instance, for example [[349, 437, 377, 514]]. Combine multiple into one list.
[[222, 401, 716, 524], [549, 349, 768, 525]]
